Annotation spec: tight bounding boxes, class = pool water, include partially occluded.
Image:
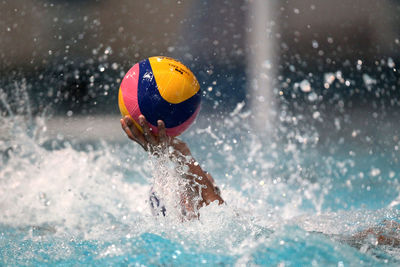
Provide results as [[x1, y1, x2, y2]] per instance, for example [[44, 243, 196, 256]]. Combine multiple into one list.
[[1, 98, 400, 266]]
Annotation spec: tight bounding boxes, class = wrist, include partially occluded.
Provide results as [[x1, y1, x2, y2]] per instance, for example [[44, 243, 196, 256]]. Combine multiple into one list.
[[170, 139, 191, 157]]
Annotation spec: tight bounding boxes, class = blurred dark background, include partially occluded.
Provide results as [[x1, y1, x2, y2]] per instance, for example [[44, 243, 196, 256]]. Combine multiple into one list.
[[1, 0, 400, 132]]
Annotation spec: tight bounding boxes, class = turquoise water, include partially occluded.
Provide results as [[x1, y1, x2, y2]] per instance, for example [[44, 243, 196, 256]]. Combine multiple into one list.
[[1, 95, 400, 266]]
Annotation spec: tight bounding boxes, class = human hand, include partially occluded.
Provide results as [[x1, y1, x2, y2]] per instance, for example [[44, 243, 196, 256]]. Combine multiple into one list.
[[120, 115, 190, 156]]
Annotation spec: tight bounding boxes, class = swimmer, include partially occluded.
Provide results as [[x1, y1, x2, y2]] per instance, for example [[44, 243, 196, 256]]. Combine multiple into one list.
[[120, 115, 223, 219]]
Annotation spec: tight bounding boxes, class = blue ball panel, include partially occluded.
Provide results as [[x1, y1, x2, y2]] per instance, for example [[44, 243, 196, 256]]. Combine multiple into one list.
[[137, 59, 201, 128]]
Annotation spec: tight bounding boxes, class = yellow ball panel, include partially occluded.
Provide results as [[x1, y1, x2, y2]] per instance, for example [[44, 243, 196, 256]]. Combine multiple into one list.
[[118, 87, 130, 117], [149, 56, 200, 104], [118, 87, 143, 133]]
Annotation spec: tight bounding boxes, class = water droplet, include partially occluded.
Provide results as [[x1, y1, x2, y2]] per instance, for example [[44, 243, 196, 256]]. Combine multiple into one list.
[[362, 74, 376, 87], [299, 79, 311, 92], [387, 57, 395, 68], [312, 40, 319, 49], [370, 168, 381, 177], [312, 111, 320, 119], [357, 59, 363, 70], [308, 92, 317, 101], [324, 73, 335, 87], [104, 46, 112, 55]]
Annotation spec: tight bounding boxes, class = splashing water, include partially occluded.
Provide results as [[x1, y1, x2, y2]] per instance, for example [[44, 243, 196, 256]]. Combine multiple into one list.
[[1, 83, 400, 266]]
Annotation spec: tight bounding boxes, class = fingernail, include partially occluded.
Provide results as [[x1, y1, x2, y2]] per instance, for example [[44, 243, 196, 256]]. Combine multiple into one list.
[[139, 117, 144, 125]]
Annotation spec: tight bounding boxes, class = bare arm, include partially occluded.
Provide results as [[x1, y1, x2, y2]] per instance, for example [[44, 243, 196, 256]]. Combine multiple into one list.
[[183, 155, 224, 206], [352, 220, 400, 247], [120, 115, 223, 210]]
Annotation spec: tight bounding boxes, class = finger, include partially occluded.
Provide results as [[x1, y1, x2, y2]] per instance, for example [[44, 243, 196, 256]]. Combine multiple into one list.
[[139, 115, 157, 145], [124, 116, 148, 146], [120, 118, 136, 141], [157, 120, 168, 144]]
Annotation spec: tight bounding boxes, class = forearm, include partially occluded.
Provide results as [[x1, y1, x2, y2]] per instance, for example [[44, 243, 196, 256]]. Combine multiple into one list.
[[121, 115, 224, 217], [170, 141, 223, 206], [183, 157, 224, 206]]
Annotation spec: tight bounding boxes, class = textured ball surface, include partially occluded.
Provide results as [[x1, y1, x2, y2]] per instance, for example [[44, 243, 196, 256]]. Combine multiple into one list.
[[118, 56, 201, 136]]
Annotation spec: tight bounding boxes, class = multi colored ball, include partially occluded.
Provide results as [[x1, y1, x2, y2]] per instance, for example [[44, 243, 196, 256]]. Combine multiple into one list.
[[118, 56, 201, 136]]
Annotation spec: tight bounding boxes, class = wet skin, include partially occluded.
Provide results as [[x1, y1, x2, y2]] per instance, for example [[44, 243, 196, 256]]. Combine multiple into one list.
[[352, 220, 400, 247]]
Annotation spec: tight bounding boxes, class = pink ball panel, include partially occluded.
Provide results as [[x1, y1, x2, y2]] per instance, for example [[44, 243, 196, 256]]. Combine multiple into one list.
[[120, 63, 142, 122], [166, 105, 200, 136]]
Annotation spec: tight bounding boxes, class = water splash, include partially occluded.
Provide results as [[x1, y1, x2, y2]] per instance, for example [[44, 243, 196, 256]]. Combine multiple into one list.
[[1, 82, 400, 265]]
